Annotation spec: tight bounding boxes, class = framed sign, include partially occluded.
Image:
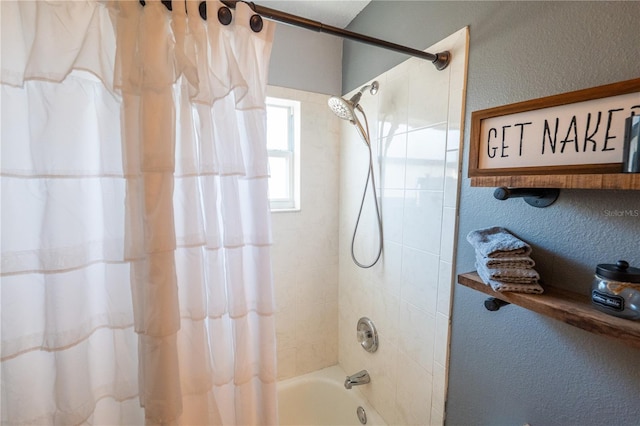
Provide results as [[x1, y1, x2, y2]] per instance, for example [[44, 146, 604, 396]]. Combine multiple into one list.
[[469, 78, 640, 177]]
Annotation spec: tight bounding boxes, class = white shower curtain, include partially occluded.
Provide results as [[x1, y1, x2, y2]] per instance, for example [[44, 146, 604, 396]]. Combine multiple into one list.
[[1, 1, 277, 424]]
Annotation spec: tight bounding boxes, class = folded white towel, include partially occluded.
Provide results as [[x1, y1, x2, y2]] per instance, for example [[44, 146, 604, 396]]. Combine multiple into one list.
[[467, 226, 532, 258], [476, 262, 540, 283], [476, 263, 544, 294], [476, 252, 535, 269]]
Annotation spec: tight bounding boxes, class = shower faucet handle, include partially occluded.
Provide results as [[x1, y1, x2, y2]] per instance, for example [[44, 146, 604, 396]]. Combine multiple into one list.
[[357, 317, 379, 353]]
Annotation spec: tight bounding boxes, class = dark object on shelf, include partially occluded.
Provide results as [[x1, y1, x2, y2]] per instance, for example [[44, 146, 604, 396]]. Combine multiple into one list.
[[622, 115, 640, 173], [591, 260, 640, 320]]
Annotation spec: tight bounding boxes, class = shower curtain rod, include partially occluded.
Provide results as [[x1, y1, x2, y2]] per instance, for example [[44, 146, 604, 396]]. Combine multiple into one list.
[[221, 0, 450, 70], [149, 0, 450, 70]]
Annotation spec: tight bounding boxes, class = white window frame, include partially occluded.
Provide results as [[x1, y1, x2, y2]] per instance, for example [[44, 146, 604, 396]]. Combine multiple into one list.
[[266, 96, 300, 211]]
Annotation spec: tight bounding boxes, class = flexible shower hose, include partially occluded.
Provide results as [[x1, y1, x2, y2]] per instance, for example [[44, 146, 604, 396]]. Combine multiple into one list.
[[351, 108, 383, 268]]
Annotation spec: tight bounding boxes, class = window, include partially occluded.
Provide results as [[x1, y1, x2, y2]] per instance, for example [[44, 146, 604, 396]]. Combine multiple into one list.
[[266, 97, 300, 211]]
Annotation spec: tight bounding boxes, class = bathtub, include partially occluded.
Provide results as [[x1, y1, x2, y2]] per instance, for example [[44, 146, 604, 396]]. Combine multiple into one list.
[[277, 365, 387, 426]]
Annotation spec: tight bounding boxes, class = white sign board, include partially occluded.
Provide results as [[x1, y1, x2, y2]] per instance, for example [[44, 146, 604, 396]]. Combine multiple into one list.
[[469, 79, 640, 177], [479, 93, 639, 169]]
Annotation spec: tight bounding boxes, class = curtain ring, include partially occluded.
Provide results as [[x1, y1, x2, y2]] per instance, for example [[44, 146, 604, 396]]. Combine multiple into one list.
[[218, 6, 232, 25], [249, 14, 263, 32], [198, 1, 207, 20], [139, 1, 172, 11]]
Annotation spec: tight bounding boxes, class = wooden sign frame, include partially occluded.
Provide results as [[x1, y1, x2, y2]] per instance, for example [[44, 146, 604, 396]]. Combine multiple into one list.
[[469, 78, 640, 177]]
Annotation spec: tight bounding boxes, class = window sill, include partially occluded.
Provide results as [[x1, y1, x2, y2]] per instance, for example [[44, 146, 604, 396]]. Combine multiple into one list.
[[270, 207, 301, 214]]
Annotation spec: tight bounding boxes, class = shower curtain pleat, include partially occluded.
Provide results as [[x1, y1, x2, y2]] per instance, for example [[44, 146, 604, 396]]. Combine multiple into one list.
[[1, 0, 278, 424]]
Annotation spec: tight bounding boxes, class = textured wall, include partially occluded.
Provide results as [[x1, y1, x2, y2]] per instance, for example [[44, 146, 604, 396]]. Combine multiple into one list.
[[268, 24, 342, 96], [343, 2, 640, 425]]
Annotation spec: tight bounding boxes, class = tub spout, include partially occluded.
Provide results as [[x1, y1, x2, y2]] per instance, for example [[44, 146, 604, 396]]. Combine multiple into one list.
[[344, 370, 370, 389]]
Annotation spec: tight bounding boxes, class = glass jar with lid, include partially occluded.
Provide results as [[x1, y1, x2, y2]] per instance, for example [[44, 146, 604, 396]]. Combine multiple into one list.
[[591, 260, 640, 320]]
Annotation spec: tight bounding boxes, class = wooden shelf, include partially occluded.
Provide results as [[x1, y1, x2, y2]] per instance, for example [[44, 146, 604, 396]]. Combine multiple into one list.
[[457, 272, 640, 349], [469, 173, 640, 190]]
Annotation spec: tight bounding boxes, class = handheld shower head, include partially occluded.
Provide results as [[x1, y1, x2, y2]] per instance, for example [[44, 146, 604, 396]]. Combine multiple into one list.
[[327, 81, 379, 123], [328, 81, 384, 269], [328, 96, 356, 122]]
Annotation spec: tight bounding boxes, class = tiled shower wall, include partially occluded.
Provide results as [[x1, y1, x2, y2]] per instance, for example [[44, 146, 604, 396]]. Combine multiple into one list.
[[338, 28, 468, 425], [268, 85, 341, 380]]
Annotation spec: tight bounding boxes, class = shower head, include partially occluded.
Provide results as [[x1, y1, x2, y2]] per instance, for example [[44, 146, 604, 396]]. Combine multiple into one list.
[[328, 96, 356, 122], [328, 81, 379, 123]]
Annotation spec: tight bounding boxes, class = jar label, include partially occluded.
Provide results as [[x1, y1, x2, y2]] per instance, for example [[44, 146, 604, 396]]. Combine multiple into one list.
[[591, 290, 625, 312]]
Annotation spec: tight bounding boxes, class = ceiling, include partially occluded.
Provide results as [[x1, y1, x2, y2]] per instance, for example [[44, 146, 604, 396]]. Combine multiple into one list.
[[256, 1, 371, 28]]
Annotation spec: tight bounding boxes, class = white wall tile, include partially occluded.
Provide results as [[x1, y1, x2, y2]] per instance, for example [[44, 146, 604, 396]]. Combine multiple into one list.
[[275, 306, 297, 350], [430, 406, 445, 426], [400, 246, 440, 315], [380, 189, 405, 244], [363, 336, 399, 424], [276, 345, 297, 380], [370, 288, 400, 347], [295, 342, 329, 375], [379, 131, 407, 190], [398, 300, 436, 373], [437, 260, 454, 317], [408, 59, 450, 131], [379, 64, 410, 135], [375, 240, 403, 298], [443, 149, 460, 208], [431, 362, 447, 414], [439, 206, 457, 263], [337, 28, 468, 426], [406, 126, 447, 191], [395, 351, 433, 425], [402, 189, 444, 254], [434, 312, 451, 367], [269, 85, 340, 380]]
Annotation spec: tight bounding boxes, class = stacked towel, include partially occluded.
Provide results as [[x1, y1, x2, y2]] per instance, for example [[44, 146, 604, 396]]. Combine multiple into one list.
[[467, 226, 544, 294]]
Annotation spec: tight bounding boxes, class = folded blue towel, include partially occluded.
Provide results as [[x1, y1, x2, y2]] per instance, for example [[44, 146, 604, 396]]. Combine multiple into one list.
[[467, 226, 531, 258]]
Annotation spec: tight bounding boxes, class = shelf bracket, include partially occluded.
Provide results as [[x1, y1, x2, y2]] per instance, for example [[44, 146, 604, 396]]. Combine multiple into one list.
[[484, 297, 510, 311], [493, 187, 559, 208]]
